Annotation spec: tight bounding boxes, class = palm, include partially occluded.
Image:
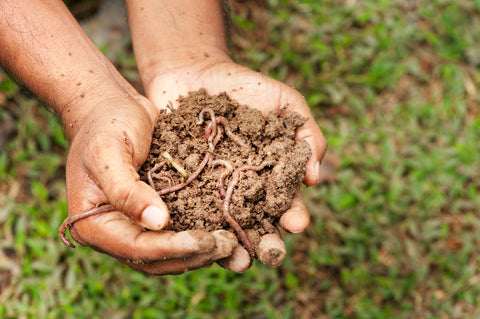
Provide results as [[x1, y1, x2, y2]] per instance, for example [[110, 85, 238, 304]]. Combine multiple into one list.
[[148, 62, 289, 113], [144, 61, 327, 267], [147, 61, 325, 186]]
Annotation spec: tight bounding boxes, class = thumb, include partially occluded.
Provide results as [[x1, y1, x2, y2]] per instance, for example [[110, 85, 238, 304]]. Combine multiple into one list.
[[295, 115, 328, 186], [282, 89, 328, 186], [85, 137, 169, 230]]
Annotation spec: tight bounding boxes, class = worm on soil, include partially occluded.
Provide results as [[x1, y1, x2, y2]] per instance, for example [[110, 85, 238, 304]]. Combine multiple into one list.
[[223, 160, 275, 261], [60, 108, 275, 260], [210, 159, 234, 198], [147, 161, 166, 189]]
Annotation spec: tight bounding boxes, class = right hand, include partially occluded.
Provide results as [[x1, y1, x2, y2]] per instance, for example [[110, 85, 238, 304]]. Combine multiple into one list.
[[142, 55, 327, 270], [64, 95, 238, 275]]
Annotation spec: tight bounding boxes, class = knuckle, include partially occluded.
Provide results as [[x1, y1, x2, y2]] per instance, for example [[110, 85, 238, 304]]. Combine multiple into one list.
[[111, 183, 135, 210], [109, 181, 143, 219]]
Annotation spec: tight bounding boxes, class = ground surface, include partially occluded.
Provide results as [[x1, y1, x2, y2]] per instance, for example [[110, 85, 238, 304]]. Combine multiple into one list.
[[1, 0, 480, 318]]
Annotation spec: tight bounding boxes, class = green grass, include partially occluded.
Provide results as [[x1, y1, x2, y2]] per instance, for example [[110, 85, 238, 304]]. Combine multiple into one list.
[[1, 0, 480, 318]]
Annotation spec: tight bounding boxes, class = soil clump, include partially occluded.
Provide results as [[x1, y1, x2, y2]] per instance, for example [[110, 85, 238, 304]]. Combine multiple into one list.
[[138, 89, 311, 242]]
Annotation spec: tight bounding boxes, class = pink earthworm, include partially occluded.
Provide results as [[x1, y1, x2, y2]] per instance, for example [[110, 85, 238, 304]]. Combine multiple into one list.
[[147, 161, 166, 189], [215, 116, 249, 148], [198, 108, 216, 148], [59, 204, 115, 248], [223, 160, 276, 261], [210, 159, 234, 198]]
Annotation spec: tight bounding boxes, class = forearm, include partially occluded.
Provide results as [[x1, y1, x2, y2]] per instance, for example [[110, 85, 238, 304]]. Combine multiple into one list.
[[126, 0, 232, 88], [0, 0, 141, 139]]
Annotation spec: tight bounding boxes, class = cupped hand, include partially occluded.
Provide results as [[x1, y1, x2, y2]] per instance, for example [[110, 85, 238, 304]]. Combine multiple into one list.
[[143, 57, 327, 271], [64, 95, 238, 275]]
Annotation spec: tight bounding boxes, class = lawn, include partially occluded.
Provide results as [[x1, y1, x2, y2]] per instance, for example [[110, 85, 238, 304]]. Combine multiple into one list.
[[1, 0, 480, 318]]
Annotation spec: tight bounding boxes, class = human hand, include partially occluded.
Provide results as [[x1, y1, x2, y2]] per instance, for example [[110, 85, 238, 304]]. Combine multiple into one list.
[[63, 95, 238, 275], [141, 56, 327, 271], [1, 0, 239, 275]]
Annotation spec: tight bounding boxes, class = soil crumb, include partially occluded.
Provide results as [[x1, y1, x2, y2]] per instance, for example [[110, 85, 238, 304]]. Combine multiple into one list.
[[139, 89, 311, 240]]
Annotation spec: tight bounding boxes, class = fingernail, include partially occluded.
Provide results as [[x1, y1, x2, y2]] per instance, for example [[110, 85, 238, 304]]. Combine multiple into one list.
[[315, 161, 321, 184], [142, 205, 169, 230], [258, 234, 286, 267]]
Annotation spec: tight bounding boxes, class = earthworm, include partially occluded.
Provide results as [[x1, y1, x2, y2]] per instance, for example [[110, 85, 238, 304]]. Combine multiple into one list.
[[59, 204, 115, 248], [147, 161, 166, 189], [212, 124, 223, 149], [204, 118, 223, 151], [198, 108, 216, 148], [201, 111, 248, 149], [223, 160, 276, 261], [210, 159, 234, 198], [215, 116, 249, 148], [204, 121, 214, 147], [192, 145, 223, 159], [154, 175, 173, 188], [197, 108, 216, 126]]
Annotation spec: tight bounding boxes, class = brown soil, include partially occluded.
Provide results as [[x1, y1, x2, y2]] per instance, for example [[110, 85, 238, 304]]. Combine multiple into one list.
[[138, 89, 311, 242]]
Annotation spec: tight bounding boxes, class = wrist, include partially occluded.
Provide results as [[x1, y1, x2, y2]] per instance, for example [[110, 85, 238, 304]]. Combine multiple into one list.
[[126, 0, 232, 91]]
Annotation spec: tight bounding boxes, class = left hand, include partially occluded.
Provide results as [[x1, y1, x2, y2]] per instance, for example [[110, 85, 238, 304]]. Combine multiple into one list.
[[142, 56, 327, 271], [64, 95, 238, 275]]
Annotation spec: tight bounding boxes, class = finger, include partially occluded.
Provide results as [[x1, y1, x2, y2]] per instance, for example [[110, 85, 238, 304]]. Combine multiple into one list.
[[256, 233, 286, 267], [278, 192, 310, 233], [123, 230, 237, 275], [217, 245, 251, 273], [120, 256, 189, 276], [286, 94, 328, 186], [122, 257, 212, 276], [83, 134, 170, 231], [295, 117, 328, 186], [181, 230, 237, 269], [68, 209, 216, 262]]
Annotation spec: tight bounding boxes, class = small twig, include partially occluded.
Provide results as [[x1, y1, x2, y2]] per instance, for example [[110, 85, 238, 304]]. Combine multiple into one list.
[[166, 101, 175, 112], [180, 117, 196, 139], [162, 151, 188, 182], [59, 204, 115, 248], [223, 160, 276, 262], [157, 152, 213, 196], [192, 145, 223, 159]]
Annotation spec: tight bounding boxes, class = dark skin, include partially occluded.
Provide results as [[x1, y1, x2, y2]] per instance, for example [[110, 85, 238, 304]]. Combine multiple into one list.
[[0, 0, 327, 274]]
